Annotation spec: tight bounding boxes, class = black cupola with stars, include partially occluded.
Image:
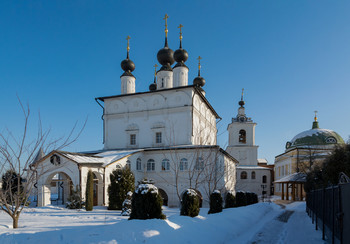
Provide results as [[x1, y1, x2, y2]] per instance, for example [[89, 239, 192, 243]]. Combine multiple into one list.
[[121, 36, 135, 77], [173, 24, 188, 68], [193, 56, 205, 87], [157, 14, 175, 71]]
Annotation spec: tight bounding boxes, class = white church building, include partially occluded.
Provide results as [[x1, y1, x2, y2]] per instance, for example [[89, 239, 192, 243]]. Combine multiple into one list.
[[33, 17, 239, 208]]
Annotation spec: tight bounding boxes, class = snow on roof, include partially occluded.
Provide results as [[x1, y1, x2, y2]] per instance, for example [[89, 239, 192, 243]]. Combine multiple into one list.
[[257, 158, 268, 164], [60, 149, 142, 167], [237, 165, 271, 170], [274, 172, 307, 183]]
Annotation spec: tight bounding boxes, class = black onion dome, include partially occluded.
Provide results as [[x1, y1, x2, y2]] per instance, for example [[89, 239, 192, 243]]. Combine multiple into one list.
[[239, 100, 245, 107], [157, 47, 175, 66], [193, 76, 205, 87], [174, 48, 188, 63], [121, 58, 135, 72], [149, 82, 157, 91]]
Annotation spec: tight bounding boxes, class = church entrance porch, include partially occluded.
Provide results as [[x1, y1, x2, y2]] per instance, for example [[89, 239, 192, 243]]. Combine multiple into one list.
[[44, 172, 73, 206]]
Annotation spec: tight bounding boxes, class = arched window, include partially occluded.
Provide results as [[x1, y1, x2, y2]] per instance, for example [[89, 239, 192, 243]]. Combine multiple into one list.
[[262, 175, 267, 183], [239, 130, 246, 143], [251, 171, 256, 179], [147, 159, 155, 171], [241, 171, 247, 179], [136, 158, 142, 171], [162, 159, 170, 171], [180, 158, 188, 171], [195, 157, 204, 170], [126, 160, 131, 169]]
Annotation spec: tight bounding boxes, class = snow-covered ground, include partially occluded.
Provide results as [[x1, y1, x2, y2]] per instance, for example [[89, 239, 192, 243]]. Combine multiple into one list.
[[0, 202, 325, 244]]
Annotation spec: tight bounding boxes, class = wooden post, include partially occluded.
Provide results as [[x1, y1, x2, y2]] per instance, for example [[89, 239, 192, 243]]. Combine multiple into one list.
[[286, 183, 289, 200], [292, 183, 295, 201], [281, 183, 284, 200]]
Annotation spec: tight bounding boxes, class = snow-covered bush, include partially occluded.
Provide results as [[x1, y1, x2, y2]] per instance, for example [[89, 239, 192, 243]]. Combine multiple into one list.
[[225, 191, 235, 208], [246, 192, 254, 205], [235, 191, 247, 207], [85, 170, 94, 211], [121, 191, 132, 216], [108, 167, 135, 210], [66, 186, 84, 209], [253, 193, 258, 204], [180, 189, 199, 217], [208, 190, 223, 214], [129, 180, 165, 220]]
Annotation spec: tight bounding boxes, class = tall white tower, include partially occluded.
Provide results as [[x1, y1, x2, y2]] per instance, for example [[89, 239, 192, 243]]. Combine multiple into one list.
[[120, 36, 136, 94], [226, 89, 258, 165], [173, 24, 189, 87], [156, 14, 174, 90]]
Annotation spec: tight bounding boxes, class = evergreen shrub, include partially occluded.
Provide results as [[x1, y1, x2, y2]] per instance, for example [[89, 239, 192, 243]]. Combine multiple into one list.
[[129, 180, 165, 220], [225, 191, 236, 208], [180, 189, 200, 217], [66, 185, 84, 209], [246, 192, 254, 205], [235, 191, 247, 207], [253, 193, 259, 204], [208, 190, 223, 214], [85, 170, 94, 211], [108, 167, 135, 210], [121, 191, 133, 216]]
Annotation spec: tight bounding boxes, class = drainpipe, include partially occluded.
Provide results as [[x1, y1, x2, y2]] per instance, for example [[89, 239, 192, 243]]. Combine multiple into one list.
[[95, 98, 105, 144]]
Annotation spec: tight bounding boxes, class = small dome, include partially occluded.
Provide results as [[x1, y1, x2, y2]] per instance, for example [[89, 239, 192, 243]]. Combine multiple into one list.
[[239, 100, 245, 107], [285, 128, 345, 149], [149, 83, 157, 91], [121, 59, 135, 72], [174, 48, 188, 63], [193, 76, 205, 87], [157, 47, 175, 66]]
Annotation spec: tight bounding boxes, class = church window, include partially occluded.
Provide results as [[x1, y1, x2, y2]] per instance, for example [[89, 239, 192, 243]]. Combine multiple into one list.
[[239, 130, 246, 143], [162, 159, 170, 171], [195, 157, 204, 170], [147, 159, 155, 171], [251, 171, 256, 179], [241, 171, 247, 179], [130, 134, 136, 145], [156, 132, 162, 144], [262, 175, 267, 183], [126, 160, 131, 169], [136, 158, 142, 171], [180, 158, 188, 171]]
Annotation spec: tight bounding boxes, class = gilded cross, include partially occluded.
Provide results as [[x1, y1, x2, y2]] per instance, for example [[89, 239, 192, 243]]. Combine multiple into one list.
[[314, 110, 318, 121], [241, 88, 244, 100], [126, 35, 131, 52], [164, 14, 169, 37], [178, 24, 183, 40], [197, 56, 202, 69], [153, 64, 158, 76]]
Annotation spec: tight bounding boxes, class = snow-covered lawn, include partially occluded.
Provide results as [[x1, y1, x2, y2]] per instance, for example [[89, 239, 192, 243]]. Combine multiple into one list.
[[0, 202, 325, 244]]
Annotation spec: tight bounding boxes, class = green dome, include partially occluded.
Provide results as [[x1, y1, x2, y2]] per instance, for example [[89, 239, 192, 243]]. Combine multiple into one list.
[[285, 122, 345, 149]]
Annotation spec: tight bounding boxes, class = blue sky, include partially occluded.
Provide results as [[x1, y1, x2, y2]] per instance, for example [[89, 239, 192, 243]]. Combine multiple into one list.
[[0, 0, 349, 164]]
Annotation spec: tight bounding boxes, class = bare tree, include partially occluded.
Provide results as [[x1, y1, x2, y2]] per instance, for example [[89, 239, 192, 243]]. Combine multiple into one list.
[[0, 98, 85, 228]]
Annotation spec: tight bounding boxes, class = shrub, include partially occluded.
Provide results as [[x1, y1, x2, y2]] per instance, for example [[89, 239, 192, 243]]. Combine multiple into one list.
[[252, 193, 259, 204], [225, 191, 236, 208], [1, 170, 24, 204], [180, 189, 200, 217], [208, 190, 223, 214], [246, 192, 254, 205], [121, 191, 133, 216], [235, 191, 247, 207], [129, 180, 165, 220], [108, 167, 135, 210], [66, 185, 84, 209], [85, 170, 94, 211]]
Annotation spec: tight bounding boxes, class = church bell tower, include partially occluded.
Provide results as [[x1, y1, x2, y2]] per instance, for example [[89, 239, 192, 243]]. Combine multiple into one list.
[[226, 89, 258, 165]]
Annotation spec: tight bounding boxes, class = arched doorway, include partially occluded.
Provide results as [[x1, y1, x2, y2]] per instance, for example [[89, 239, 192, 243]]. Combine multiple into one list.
[[91, 171, 103, 206], [46, 172, 73, 205], [158, 188, 168, 206]]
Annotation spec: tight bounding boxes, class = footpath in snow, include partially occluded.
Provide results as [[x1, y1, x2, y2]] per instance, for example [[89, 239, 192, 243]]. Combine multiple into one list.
[[0, 202, 324, 244]]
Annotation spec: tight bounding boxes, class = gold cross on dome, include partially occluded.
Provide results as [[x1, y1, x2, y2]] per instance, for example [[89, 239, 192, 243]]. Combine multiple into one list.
[[241, 88, 244, 100], [314, 110, 318, 122], [153, 64, 158, 76], [126, 35, 131, 52], [197, 56, 202, 70], [178, 24, 183, 40], [164, 14, 169, 37]]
